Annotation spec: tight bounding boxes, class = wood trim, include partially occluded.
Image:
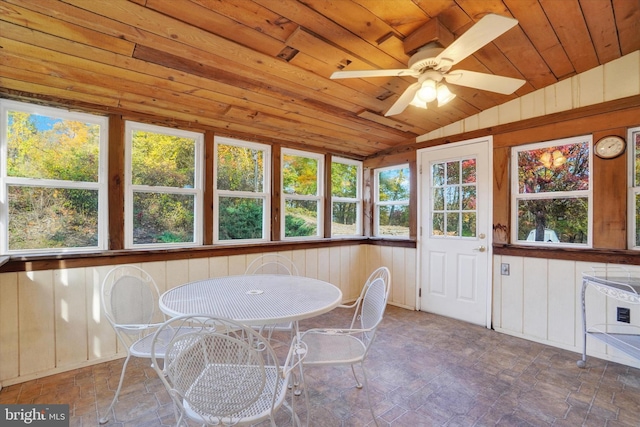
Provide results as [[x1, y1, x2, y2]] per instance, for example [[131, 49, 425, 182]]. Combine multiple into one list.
[[271, 144, 282, 241], [409, 160, 418, 240], [203, 130, 215, 245], [107, 114, 124, 250], [371, 95, 640, 159], [493, 245, 640, 265], [324, 154, 332, 238], [0, 238, 416, 273]]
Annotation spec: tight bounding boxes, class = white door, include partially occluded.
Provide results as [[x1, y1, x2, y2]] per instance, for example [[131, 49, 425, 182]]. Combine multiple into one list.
[[418, 137, 492, 327]]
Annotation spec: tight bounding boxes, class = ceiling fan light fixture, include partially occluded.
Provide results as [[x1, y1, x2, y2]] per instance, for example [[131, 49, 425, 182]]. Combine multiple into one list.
[[436, 84, 456, 106], [409, 97, 427, 109], [416, 79, 437, 102]]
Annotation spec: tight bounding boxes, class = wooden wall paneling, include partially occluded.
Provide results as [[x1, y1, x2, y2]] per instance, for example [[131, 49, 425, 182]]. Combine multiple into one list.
[[54, 268, 88, 367], [290, 250, 306, 276], [165, 259, 190, 289], [304, 248, 319, 279], [380, 245, 394, 302], [492, 257, 503, 328], [0, 272, 19, 382], [592, 129, 628, 249], [547, 259, 576, 346], [86, 266, 116, 361], [392, 246, 406, 305], [499, 255, 524, 333], [492, 146, 511, 244], [19, 270, 55, 376], [404, 247, 417, 309], [522, 257, 548, 340], [329, 247, 343, 300], [187, 258, 210, 283], [317, 247, 331, 283], [209, 256, 230, 278], [228, 254, 248, 276], [142, 261, 168, 295]]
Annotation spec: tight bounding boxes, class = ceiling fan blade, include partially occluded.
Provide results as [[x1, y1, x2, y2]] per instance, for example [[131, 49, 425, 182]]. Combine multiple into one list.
[[444, 70, 525, 94], [384, 82, 420, 116], [330, 69, 417, 79], [436, 14, 519, 67]]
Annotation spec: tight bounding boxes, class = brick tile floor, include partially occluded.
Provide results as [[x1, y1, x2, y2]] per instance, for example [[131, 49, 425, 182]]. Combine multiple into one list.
[[1, 306, 639, 426]]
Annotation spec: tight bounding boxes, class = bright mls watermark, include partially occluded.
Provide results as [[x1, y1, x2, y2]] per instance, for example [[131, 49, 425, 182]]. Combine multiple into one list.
[[1, 405, 69, 426]]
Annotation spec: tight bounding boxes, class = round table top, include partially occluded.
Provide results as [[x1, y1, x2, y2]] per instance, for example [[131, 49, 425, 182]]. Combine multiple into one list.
[[160, 274, 343, 325]]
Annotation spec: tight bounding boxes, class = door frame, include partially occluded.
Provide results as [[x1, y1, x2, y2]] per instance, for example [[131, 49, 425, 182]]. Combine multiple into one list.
[[416, 136, 494, 328]]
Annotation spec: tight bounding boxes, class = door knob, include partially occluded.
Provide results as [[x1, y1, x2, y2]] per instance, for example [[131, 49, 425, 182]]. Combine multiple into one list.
[[473, 245, 486, 252]]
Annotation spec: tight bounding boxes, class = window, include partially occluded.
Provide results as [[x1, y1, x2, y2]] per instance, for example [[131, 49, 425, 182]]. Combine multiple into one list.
[[214, 136, 270, 243], [0, 100, 108, 253], [511, 135, 591, 246], [282, 149, 323, 239], [374, 165, 410, 238], [125, 122, 203, 248], [331, 157, 362, 236], [431, 158, 477, 238], [630, 126, 640, 249]]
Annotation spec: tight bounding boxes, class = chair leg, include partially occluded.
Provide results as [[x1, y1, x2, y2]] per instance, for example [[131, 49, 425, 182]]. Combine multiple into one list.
[[98, 353, 132, 424], [359, 363, 379, 427], [350, 365, 363, 389]]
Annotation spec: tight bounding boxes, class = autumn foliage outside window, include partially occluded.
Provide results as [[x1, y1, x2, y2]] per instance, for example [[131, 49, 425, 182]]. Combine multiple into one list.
[[1, 100, 108, 253], [512, 136, 591, 246], [125, 121, 203, 247], [375, 165, 410, 238], [331, 157, 362, 236], [282, 149, 323, 239], [215, 137, 270, 242]]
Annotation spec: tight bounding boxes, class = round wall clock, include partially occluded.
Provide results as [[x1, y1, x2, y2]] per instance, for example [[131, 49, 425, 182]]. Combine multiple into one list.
[[594, 135, 626, 159]]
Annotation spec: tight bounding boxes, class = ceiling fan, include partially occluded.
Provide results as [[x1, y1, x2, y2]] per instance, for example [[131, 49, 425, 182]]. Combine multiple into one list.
[[330, 14, 526, 116]]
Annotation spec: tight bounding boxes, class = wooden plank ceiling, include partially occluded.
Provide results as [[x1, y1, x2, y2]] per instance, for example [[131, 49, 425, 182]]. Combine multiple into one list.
[[0, 0, 638, 159]]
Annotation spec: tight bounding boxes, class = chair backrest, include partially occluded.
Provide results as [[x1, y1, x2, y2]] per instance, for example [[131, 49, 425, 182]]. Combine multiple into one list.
[[245, 253, 299, 275], [349, 266, 390, 329], [101, 265, 164, 331], [359, 277, 388, 347], [151, 315, 285, 425]]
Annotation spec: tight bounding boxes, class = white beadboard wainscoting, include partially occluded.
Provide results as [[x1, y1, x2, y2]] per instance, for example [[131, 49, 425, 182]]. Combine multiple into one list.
[[2, 248, 638, 388], [493, 256, 640, 370], [0, 245, 417, 387]]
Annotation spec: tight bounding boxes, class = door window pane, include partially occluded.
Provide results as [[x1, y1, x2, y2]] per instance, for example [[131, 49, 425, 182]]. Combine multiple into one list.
[[432, 158, 477, 238]]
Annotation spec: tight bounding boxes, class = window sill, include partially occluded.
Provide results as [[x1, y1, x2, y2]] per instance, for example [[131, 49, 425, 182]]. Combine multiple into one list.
[[0, 237, 416, 273], [493, 244, 640, 265]]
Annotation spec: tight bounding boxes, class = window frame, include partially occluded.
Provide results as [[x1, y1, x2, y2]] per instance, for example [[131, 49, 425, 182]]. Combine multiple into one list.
[[213, 136, 271, 244], [331, 157, 363, 237], [510, 135, 593, 248], [0, 99, 108, 255], [373, 164, 411, 239], [629, 126, 640, 250], [124, 121, 204, 249], [281, 148, 324, 240]]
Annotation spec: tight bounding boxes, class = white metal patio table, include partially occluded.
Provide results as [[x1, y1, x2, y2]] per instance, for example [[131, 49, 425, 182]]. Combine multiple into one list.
[[159, 274, 343, 325]]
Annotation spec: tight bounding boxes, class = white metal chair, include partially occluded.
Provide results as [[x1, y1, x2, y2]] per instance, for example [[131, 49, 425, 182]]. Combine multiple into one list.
[[245, 254, 299, 336], [245, 253, 299, 276], [300, 276, 389, 426], [151, 314, 308, 426], [99, 265, 172, 424], [340, 266, 391, 329]]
